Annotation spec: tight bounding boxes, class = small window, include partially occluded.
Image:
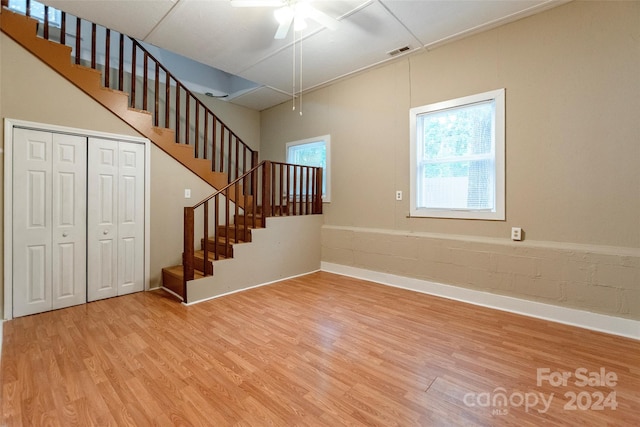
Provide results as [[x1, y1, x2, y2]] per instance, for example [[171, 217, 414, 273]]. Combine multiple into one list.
[[410, 89, 505, 220], [286, 135, 331, 202], [9, 0, 62, 27]]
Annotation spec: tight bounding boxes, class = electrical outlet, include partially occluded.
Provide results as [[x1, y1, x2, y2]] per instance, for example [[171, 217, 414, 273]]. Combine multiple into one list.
[[184, 189, 191, 199], [396, 190, 403, 201], [511, 227, 522, 241]]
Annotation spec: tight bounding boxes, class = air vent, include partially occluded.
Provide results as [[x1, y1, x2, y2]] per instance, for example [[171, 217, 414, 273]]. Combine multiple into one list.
[[387, 46, 411, 57]]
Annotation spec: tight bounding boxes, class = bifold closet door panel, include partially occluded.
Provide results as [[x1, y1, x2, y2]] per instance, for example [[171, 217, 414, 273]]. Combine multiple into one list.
[[117, 141, 145, 296], [87, 138, 119, 301], [13, 129, 53, 316], [51, 133, 87, 309], [87, 138, 145, 301], [12, 129, 87, 317]]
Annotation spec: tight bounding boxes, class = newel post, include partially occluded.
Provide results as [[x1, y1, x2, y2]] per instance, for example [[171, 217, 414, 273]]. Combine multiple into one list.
[[183, 206, 195, 302], [262, 161, 272, 218]]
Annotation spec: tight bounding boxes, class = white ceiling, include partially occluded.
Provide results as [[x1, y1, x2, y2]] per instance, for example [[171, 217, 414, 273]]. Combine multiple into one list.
[[43, 0, 567, 111]]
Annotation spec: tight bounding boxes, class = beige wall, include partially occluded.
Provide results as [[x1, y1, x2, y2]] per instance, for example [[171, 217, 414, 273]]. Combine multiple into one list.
[[0, 33, 260, 318], [261, 2, 640, 319]]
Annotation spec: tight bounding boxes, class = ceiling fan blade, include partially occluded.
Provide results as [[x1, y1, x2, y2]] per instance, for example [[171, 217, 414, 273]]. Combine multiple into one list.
[[274, 14, 293, 39], [306, 7, 338, 30], [230, 0, 283, 7]]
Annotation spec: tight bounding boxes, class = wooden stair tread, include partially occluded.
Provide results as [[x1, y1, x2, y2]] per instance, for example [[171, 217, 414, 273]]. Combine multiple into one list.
[[163, 264, 204, 279], [202, 236, 249, 245]]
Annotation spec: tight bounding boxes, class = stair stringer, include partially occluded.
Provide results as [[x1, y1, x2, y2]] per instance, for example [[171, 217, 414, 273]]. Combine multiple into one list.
[[185, 215, 323, 304], [0, 10, 237, 195]]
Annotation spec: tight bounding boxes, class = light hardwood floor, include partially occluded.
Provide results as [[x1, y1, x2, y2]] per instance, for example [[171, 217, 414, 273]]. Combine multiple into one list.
[[2, 271, 639, 426]]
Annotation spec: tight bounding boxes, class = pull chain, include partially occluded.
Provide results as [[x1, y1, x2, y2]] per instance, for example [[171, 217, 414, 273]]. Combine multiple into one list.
[[291, 25, 303, 115], [292, 28, 296, 111], [299, 30, 303, 116]]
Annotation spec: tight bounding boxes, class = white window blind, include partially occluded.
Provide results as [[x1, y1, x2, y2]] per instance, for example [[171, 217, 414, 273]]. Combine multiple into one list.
[[417, 100, 495, 210]]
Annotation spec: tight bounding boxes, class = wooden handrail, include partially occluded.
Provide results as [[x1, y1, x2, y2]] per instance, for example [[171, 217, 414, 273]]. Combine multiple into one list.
[[192, 161, 265, 209], [5, 0, 258, 183]]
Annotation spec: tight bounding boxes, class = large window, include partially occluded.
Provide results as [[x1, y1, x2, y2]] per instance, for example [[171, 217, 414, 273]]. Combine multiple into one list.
[[286, 135, 330, 202], [410, 89, 505, 220]]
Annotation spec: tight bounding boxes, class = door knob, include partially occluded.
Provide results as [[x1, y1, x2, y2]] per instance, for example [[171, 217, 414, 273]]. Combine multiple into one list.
[[103, 230, 108, 235], [62, 232, 68, 237]]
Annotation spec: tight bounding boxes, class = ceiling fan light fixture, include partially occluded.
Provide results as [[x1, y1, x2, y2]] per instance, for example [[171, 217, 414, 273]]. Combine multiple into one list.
[[294, 2, 311, 19], [293, 16, 307, 31], [274, 6, 293, 25]]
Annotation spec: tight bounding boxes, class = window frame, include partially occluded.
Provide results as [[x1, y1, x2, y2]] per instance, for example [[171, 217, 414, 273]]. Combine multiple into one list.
[[409, 88, 505, 220], [285, 134, 331, 203]]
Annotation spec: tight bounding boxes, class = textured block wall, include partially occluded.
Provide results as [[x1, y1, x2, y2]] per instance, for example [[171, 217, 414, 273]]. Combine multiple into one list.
[[322, 226, 640, 320]]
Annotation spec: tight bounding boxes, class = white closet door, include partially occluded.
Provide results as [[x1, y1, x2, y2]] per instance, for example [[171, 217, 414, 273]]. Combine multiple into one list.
[[87, 138, 145, 301], [117, 142, 145, 295], [12, 129, 87, 317], [87, 139, 119, 301], [52, 133, 87, 309], [13, 129, 53, 316]]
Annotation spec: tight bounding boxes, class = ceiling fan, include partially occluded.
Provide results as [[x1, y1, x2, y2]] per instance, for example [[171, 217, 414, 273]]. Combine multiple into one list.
[[231, 0, 339, 39]]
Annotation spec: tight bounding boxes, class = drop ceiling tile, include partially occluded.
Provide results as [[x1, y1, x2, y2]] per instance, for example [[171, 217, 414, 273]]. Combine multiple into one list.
[[230, 86, 292, 111], [381, 0, 551, 47]]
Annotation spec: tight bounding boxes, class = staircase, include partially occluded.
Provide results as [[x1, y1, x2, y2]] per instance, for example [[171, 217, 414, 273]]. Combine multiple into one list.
[[1, 2, 323, 303], [177, 160, 321, 302], [161, 207, 263, 298]]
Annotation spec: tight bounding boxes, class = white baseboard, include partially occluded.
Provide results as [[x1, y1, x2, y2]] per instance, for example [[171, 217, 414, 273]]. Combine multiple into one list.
[[321, 262, 640, 341], [183, 269, 322, 306], [159, 286, 184, 301]]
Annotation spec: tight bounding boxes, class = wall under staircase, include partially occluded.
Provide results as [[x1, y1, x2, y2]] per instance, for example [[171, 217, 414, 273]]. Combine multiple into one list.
[[188, 215, 322, 304]]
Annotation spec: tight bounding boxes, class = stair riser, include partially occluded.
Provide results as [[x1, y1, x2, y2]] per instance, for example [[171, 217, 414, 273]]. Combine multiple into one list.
[[255, 206, 289, 216], [217, 227, 252, 241], [234, 216, 264, 227], [161, 270, 184, 297], [200, 240, 234, 258], [185, 254, 213, 274]]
